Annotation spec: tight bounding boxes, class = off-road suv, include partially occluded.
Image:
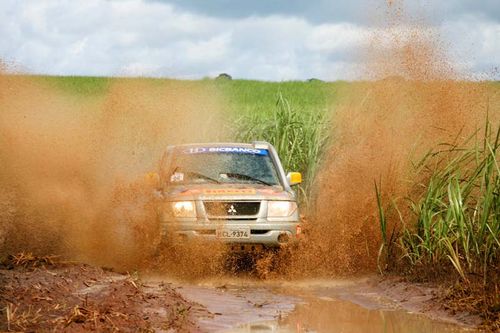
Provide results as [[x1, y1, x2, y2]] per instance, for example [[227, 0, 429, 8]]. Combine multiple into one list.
[[156, 141, 302, 251]]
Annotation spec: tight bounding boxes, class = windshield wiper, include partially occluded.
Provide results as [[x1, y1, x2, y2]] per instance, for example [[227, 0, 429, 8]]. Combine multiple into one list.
[[224, 173, 273, 186], [184, 171, 220, 183]]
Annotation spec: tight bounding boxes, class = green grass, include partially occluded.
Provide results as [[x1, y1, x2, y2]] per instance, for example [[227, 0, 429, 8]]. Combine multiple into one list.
[[377, 120, 500, 282], [216, 79, 338, 118], [35, 75, 111, 96]]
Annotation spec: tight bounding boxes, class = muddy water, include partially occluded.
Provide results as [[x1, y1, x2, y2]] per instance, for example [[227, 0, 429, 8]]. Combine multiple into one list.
[[279, 293, 472, 333], [146, 276, 476, 333]]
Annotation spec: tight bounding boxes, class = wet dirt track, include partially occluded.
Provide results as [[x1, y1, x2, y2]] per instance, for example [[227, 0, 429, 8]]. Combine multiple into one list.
[[145, 275, 478, 333]]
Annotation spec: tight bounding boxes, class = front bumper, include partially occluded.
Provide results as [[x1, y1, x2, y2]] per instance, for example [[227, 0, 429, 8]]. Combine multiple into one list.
[[160, 221, 301, 247]]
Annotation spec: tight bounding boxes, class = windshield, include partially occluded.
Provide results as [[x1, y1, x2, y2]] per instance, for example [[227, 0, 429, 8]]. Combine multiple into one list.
[[166, 147, 281, 186]]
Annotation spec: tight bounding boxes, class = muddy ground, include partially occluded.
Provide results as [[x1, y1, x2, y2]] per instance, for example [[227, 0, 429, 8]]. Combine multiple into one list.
[[0, 254, 207, 332], [0, 254, 485, 332]]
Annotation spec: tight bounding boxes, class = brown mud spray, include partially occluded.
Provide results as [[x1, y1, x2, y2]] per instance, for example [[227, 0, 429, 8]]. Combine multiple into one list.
[[1, 1, 498, 280], [0, 73, 229, 273], [285, 0, 498, 277]]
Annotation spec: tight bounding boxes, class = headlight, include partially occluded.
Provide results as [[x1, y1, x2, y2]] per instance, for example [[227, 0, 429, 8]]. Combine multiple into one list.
[[171, 201, 196, 218], [267, 201, 297, 217]]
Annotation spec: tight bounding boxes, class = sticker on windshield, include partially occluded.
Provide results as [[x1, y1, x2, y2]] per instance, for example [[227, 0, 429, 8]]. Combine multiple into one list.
[[170, 172, 184, 182], [183, 147, 268, 155]]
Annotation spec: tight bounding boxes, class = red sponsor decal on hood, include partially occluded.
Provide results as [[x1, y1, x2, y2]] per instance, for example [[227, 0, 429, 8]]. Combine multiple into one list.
[[203, 188, 256, 195]]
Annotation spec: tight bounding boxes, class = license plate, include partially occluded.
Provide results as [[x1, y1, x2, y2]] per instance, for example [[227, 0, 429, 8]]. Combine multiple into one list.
[[216, 227, 250, 239]]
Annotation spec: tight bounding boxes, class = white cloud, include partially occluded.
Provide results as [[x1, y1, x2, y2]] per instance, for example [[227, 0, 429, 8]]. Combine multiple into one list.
[[0, 0, 498, 80], [442, 17, 500, 78], [70, 37, 88, 55], [306, 23, 367, 53]]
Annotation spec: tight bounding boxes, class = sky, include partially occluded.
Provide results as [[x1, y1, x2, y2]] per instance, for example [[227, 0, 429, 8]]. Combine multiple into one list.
[[0, 0, 498, 81]]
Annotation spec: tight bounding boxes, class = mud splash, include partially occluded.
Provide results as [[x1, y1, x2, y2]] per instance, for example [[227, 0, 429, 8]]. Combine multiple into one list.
[[0, 72, 229, 272], [0, 0, 498, 284], [285, 0, 498, 276]]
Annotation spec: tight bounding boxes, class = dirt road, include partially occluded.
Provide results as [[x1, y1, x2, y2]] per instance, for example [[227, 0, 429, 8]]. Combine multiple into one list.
[[158, 277, 479, 332], [0, 255, 480, 332]]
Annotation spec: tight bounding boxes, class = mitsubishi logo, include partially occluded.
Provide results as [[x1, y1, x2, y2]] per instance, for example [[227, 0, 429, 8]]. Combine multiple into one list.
[[227, 204, 237, 215]]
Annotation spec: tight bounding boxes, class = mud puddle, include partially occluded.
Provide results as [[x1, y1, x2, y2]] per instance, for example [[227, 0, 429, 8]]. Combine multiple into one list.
[[145, 276, 477, 333]]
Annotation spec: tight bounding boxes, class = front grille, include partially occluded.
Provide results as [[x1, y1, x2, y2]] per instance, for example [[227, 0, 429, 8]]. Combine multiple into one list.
[[204, 201, 260, 217]]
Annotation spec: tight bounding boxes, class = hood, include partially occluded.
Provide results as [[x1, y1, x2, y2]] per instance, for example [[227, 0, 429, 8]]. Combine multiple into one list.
[[163, 183, 295, 201]]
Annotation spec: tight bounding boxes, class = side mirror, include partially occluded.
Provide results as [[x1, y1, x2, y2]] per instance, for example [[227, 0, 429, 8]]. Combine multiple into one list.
[[286, 172, 302, 186]]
